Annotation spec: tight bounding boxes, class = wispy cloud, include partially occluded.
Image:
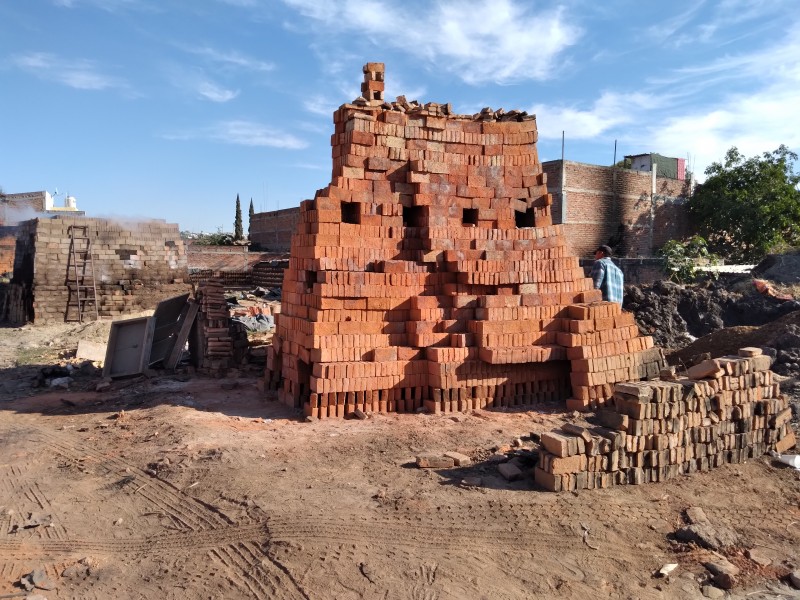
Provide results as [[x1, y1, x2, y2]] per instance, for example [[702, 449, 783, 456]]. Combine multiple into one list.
[[178, 44, 275, 73], [215, 0, 259, 6], [292, 162, 327, 170], [643, 1, 706, 47], [196, 81, 239, 102], [163, 120, 308, 149], [618, 28, 799, 177], [645, 0, 793, 49], [162, 63, 239, 103], [281, 0, 581, 84], [521, 15, 800, 181], [9, 52, 127, 91], [53, 0, 153, 12], [303, 94, 337, 117]]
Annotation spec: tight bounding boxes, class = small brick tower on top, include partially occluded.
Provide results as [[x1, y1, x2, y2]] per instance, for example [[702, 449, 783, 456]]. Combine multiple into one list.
[[267, 63, 664, 418]]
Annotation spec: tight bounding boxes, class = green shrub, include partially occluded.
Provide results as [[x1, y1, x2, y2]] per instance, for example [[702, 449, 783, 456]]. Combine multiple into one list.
[[659, 236, 718, 283]]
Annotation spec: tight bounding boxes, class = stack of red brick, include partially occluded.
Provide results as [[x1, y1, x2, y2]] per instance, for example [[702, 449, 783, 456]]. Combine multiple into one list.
[[267, 63, 663, 418], [191, 279, 233, 375], [534, 348, 796, 491]]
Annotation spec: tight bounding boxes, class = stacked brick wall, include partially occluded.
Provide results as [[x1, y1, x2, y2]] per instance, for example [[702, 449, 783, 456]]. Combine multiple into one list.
[[543, 160, 691, 258], [267, 63, 664, 418], [190, 279, 234, 375], [13, 216, 190, 324], [535, 349, 796, 491], [252, 260, 289, 289], [0, 230, 15, 275], [250, 208, 302, 251]]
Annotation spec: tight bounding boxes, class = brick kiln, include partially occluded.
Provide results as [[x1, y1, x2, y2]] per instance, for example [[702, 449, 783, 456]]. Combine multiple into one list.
[[12, 216, 190, 324], [267, 63, 665, 418]]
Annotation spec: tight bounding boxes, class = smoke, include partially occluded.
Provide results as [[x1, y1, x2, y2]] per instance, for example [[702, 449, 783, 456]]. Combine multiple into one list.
[[0, 203, 42, 226]]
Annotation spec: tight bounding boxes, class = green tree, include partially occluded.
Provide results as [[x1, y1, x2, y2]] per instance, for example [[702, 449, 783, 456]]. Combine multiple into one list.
[[248, 198, 255, 239], [233, 194, 243, 241], [689, 145, 800, 262], [613, 157, 632, 169], [184, 228, 233, 245]]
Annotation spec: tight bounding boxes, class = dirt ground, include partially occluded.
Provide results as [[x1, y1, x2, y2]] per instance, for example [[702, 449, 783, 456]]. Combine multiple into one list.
[[1, 318, 800, 600]]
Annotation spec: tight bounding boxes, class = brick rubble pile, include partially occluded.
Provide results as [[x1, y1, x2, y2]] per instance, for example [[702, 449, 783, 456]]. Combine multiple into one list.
[[534, 348, 796, 491]]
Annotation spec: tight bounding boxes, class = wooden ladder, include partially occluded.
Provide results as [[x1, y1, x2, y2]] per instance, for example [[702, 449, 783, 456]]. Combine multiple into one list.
[[67, 225, 99, 322]]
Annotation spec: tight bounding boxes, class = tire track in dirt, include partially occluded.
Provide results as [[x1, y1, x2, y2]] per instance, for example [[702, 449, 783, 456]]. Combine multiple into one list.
[[704, 505, 800, 529], [210, 542, 311, 600], [0, 523, 269, 556], [266, 512, 612, 556], [40, 433, 231, 531], [0, 424, 308, 600], [0, 439, 74, 590]]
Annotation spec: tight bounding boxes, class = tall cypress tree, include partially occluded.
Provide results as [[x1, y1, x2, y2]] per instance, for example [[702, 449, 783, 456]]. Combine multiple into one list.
[[248, 198, 255, 239], [234, 194, 243, 241]]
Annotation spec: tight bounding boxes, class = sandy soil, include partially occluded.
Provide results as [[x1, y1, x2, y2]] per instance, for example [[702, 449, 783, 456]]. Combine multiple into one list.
[[1, 321, 800, 599]]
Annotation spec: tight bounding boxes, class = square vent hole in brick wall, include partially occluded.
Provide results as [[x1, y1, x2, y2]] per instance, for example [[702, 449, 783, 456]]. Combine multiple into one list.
[[402, 205, 424, 228], [341, 201, 361, 224], [115, 249, 138, 260], [462, 208, 478, 226], [303, 270, 317, 293], [515, 206, 536, 228]]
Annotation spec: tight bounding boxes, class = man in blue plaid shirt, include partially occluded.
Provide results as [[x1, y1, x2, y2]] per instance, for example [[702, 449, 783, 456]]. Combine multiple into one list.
[[591, 245, 624, 304]]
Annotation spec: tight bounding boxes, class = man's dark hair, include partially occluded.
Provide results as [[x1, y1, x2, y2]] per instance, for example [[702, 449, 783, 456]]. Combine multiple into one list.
[[596, 245, 613, 257]]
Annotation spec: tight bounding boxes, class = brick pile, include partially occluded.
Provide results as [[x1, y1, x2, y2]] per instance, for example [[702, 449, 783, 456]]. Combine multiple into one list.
[[562, 301, 664, 411], [534, 348, 796, 491], [12, 216, 189, 324], [267, 63, 663, 418], [252, 260, 289, 289], [191, 279, 233, 375]]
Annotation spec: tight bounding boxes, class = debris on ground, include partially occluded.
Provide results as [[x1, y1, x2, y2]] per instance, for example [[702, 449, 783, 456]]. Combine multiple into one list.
[[625, 276, 800, 350]]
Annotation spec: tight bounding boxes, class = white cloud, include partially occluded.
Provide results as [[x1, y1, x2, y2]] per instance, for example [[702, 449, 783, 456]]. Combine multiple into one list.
[[531, 91, 659, 140], [529, 23, 800, 179], [9, 52, 127, 90], [281, 0, 581, 84], [634, 29, 800, 177], [163, 120, 308, 149], [197, 81, 239, 102], [645, 85, 800, 180]]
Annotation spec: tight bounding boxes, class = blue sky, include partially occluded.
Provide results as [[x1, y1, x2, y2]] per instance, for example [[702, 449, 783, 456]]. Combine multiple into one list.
[[1, 0, 798, 233]]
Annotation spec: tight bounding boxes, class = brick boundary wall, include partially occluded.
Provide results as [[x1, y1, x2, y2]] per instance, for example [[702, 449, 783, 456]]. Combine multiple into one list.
[[250, 207, 302, 251], [543, 160, 691, 259]]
